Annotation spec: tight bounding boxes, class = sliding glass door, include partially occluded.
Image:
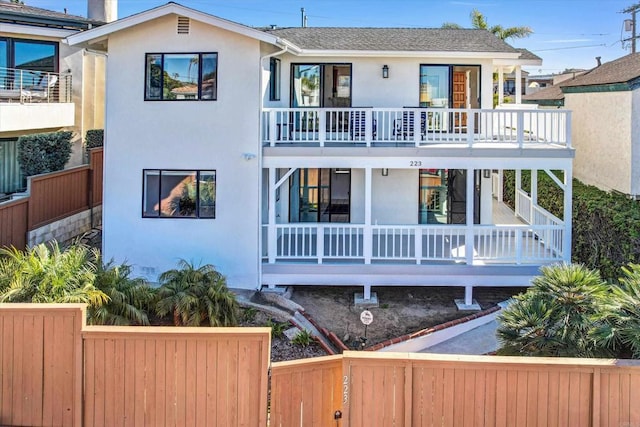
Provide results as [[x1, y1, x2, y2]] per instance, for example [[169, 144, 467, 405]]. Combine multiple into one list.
[[289, 168, 350, 223], [291, 64, 351, 108]]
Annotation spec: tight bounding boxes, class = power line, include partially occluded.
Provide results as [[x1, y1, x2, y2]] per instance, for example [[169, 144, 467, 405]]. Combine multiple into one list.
[[532, 43, 607, 52]]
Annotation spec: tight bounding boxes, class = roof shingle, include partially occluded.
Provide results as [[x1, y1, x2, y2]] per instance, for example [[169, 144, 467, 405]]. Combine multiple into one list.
[[0, 2, 100, 29], [266, 27, 519, 54], [560, 53, 640, 88]]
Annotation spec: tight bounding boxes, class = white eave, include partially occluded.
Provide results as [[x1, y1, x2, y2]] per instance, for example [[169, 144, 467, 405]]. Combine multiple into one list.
[[290, 49, 521, 59], [66, 2, 282, 48], [494, 57, 542, 67], [0, 22, 77, 39]]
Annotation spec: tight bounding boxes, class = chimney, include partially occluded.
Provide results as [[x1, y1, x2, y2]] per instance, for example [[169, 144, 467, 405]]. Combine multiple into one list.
[[87, 0, 117, 23], [596, 56, 602, 67]]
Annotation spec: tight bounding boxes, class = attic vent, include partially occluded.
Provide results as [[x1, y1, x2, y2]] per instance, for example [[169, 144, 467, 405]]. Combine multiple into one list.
[[177, 16, 190, 34]]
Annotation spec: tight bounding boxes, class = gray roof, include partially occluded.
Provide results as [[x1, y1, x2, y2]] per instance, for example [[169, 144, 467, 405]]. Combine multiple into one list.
[[515, 48, 541, 62], [266, 27, 520, 54], [0, 2, 100, 29], [560, 53, 640, 88], [522, 85, 565, 102]]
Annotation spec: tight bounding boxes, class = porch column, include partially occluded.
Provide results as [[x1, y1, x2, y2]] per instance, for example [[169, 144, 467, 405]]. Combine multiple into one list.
[[497, 169, 504, 202], [497, 67, 505, 105], [531, 169, 538, 219], [465, 168, 475, 265], [515, 169, 522, 217], [364, 167, 372, 264], [268, 167, 277, 264], [515, 66, 522, 104], [563, 164, 573, 262]]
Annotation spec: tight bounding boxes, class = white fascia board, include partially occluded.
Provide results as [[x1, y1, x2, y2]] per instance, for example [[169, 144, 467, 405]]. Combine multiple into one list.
[[292, 49, 520, 59], [67, 3, 280, 47], [494, 58, 543, 66], [0, 23, 77, 39]]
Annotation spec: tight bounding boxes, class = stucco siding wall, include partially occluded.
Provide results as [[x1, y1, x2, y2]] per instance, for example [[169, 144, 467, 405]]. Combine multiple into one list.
[[102, 16, 261, 287], [565, 91, 632, 194], [631, 87, 640, 196], [266, 54, 494, 109]]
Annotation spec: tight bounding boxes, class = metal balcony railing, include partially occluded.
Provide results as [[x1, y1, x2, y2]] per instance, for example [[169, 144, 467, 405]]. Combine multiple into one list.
[[0, 67, 72, 104]]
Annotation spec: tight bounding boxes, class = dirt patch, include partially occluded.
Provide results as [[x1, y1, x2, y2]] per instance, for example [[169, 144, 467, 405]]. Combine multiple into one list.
[[290, 286, 524, 348]]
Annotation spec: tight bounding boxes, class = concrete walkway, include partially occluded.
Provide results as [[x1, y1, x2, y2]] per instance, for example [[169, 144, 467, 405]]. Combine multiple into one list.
[[420, 320, 499, 355]]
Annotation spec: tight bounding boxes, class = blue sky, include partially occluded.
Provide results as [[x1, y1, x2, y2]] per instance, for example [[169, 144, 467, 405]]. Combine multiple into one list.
[[31, 0, 638, 75]]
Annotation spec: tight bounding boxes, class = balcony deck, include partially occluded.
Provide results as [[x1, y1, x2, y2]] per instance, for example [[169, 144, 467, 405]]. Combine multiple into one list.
[[0, 67, 74, 133], [262, 107, 571, 150]]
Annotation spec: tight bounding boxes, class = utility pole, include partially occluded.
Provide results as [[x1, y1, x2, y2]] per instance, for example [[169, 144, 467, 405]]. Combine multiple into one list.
[[622, 3, 640, 53]]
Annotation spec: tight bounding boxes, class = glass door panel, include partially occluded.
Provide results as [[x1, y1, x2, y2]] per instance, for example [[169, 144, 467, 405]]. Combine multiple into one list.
[[292, 64, 320, 107], [419, 65, 449, 108]]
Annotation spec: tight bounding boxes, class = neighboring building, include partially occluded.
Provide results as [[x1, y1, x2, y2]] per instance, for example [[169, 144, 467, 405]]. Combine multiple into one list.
[[524, 54, 640, 197], [563, 53, 640, 197], [525, 69, 588, 96], [0, 1, 107, 195], [68, 3, 574, 305]]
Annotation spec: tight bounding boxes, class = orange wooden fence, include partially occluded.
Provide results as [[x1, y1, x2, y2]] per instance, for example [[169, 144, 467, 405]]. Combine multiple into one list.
[[82, 326, 270, 427], [0, 147, 103, 250], [0, 197, 28, 249], [0, 304, 84, 427], [270, 355, 343, 426], [3, 304, 640, 426]]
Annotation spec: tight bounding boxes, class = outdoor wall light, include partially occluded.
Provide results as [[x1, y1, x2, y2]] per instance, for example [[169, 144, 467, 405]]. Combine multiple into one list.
[[382, 65, 389, 79], [483, 169, 491, 179], [382, 168, 389, 176]]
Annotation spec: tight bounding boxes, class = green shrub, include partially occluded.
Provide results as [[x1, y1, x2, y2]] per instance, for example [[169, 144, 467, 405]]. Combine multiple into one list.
[[85, 129, 104, 152], [267, 318, 288, 338], [502, 170, 640, 281], [291, 329, 314, 347], [17, 131, 73, 177]]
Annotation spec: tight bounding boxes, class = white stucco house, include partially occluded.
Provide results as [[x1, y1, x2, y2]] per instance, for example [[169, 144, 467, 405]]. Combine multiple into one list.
[[67, 3, 574, 306], [0, 1, 110, 195], [524, 53, 640, 198]]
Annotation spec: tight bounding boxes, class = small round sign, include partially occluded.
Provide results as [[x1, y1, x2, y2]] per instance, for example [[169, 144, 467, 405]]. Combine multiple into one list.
[[360, 310, 373, 326]]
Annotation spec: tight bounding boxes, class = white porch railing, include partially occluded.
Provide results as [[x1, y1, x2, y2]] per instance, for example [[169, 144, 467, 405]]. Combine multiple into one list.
[[262, 108, 571, 148], [514, 189, 565, 258], [0, 67, 72, 103], [264, 223, 563, 265]]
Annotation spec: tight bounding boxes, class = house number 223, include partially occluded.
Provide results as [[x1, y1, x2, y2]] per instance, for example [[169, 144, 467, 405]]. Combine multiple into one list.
[[343, 375, 349, 404], [410, 160, 422, 167]]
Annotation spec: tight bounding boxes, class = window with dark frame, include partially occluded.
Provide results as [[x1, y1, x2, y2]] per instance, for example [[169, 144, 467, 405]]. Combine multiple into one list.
[[143, 170, 216, 218], [269, 57, 281, 101], [145, 53, 217, 101]]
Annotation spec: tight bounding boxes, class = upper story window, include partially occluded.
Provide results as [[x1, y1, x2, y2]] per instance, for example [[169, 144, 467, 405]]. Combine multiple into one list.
[[145, 53, 217, 101], [0, 37, 58, 73], [269, 57, 281, 101]]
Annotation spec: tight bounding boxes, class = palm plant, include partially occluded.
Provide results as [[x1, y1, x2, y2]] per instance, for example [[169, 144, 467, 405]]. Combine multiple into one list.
[[592, 264, 640, 358], [155, 260, 238, 327], [497, 264, 611, 357], [88, 259, 155, 326], [441, 9, 533, 41], [0, 242, 108, 306]]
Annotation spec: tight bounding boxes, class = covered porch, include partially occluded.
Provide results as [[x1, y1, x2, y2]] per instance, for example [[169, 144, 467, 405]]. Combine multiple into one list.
[[261, 162, 572, 304]]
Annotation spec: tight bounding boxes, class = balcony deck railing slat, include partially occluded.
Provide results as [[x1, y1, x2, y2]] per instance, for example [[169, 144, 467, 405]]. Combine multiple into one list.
[[0, 67, 72, 104]]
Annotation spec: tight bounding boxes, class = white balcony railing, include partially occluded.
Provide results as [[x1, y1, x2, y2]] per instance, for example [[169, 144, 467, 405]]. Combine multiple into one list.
[[262, 108, 571, 148], [0, 67, 72, 104], [263, 223, 564, 265]]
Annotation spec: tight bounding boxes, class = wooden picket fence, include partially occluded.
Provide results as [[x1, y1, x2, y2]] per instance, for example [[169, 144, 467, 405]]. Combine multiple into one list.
[[1, 303, 640, 426], [0, 147, 103, 250]]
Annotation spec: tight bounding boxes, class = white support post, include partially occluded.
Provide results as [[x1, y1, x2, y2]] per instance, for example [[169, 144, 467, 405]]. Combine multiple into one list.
[[364, 167, 372, 264], [364, 109, 373, 148], [467, 109, 475, 148], [317, 224, 324, 264], [364, 284, 372, 301], [515, 169, 522, 215], [465, 168, 475, 265], [318, 111, 326, 147], [517, 110, 524, 148], [515, 66, 522, 104], [563, 164, 573, 262], [531, 169, 538, 222], [415, 226, 422, 265], [465, 285, 473, 306], [498, 67, 504, 105], [497, 169, 504, 202], [269, 111, 276, 147], [268, 167, 277, 264]]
